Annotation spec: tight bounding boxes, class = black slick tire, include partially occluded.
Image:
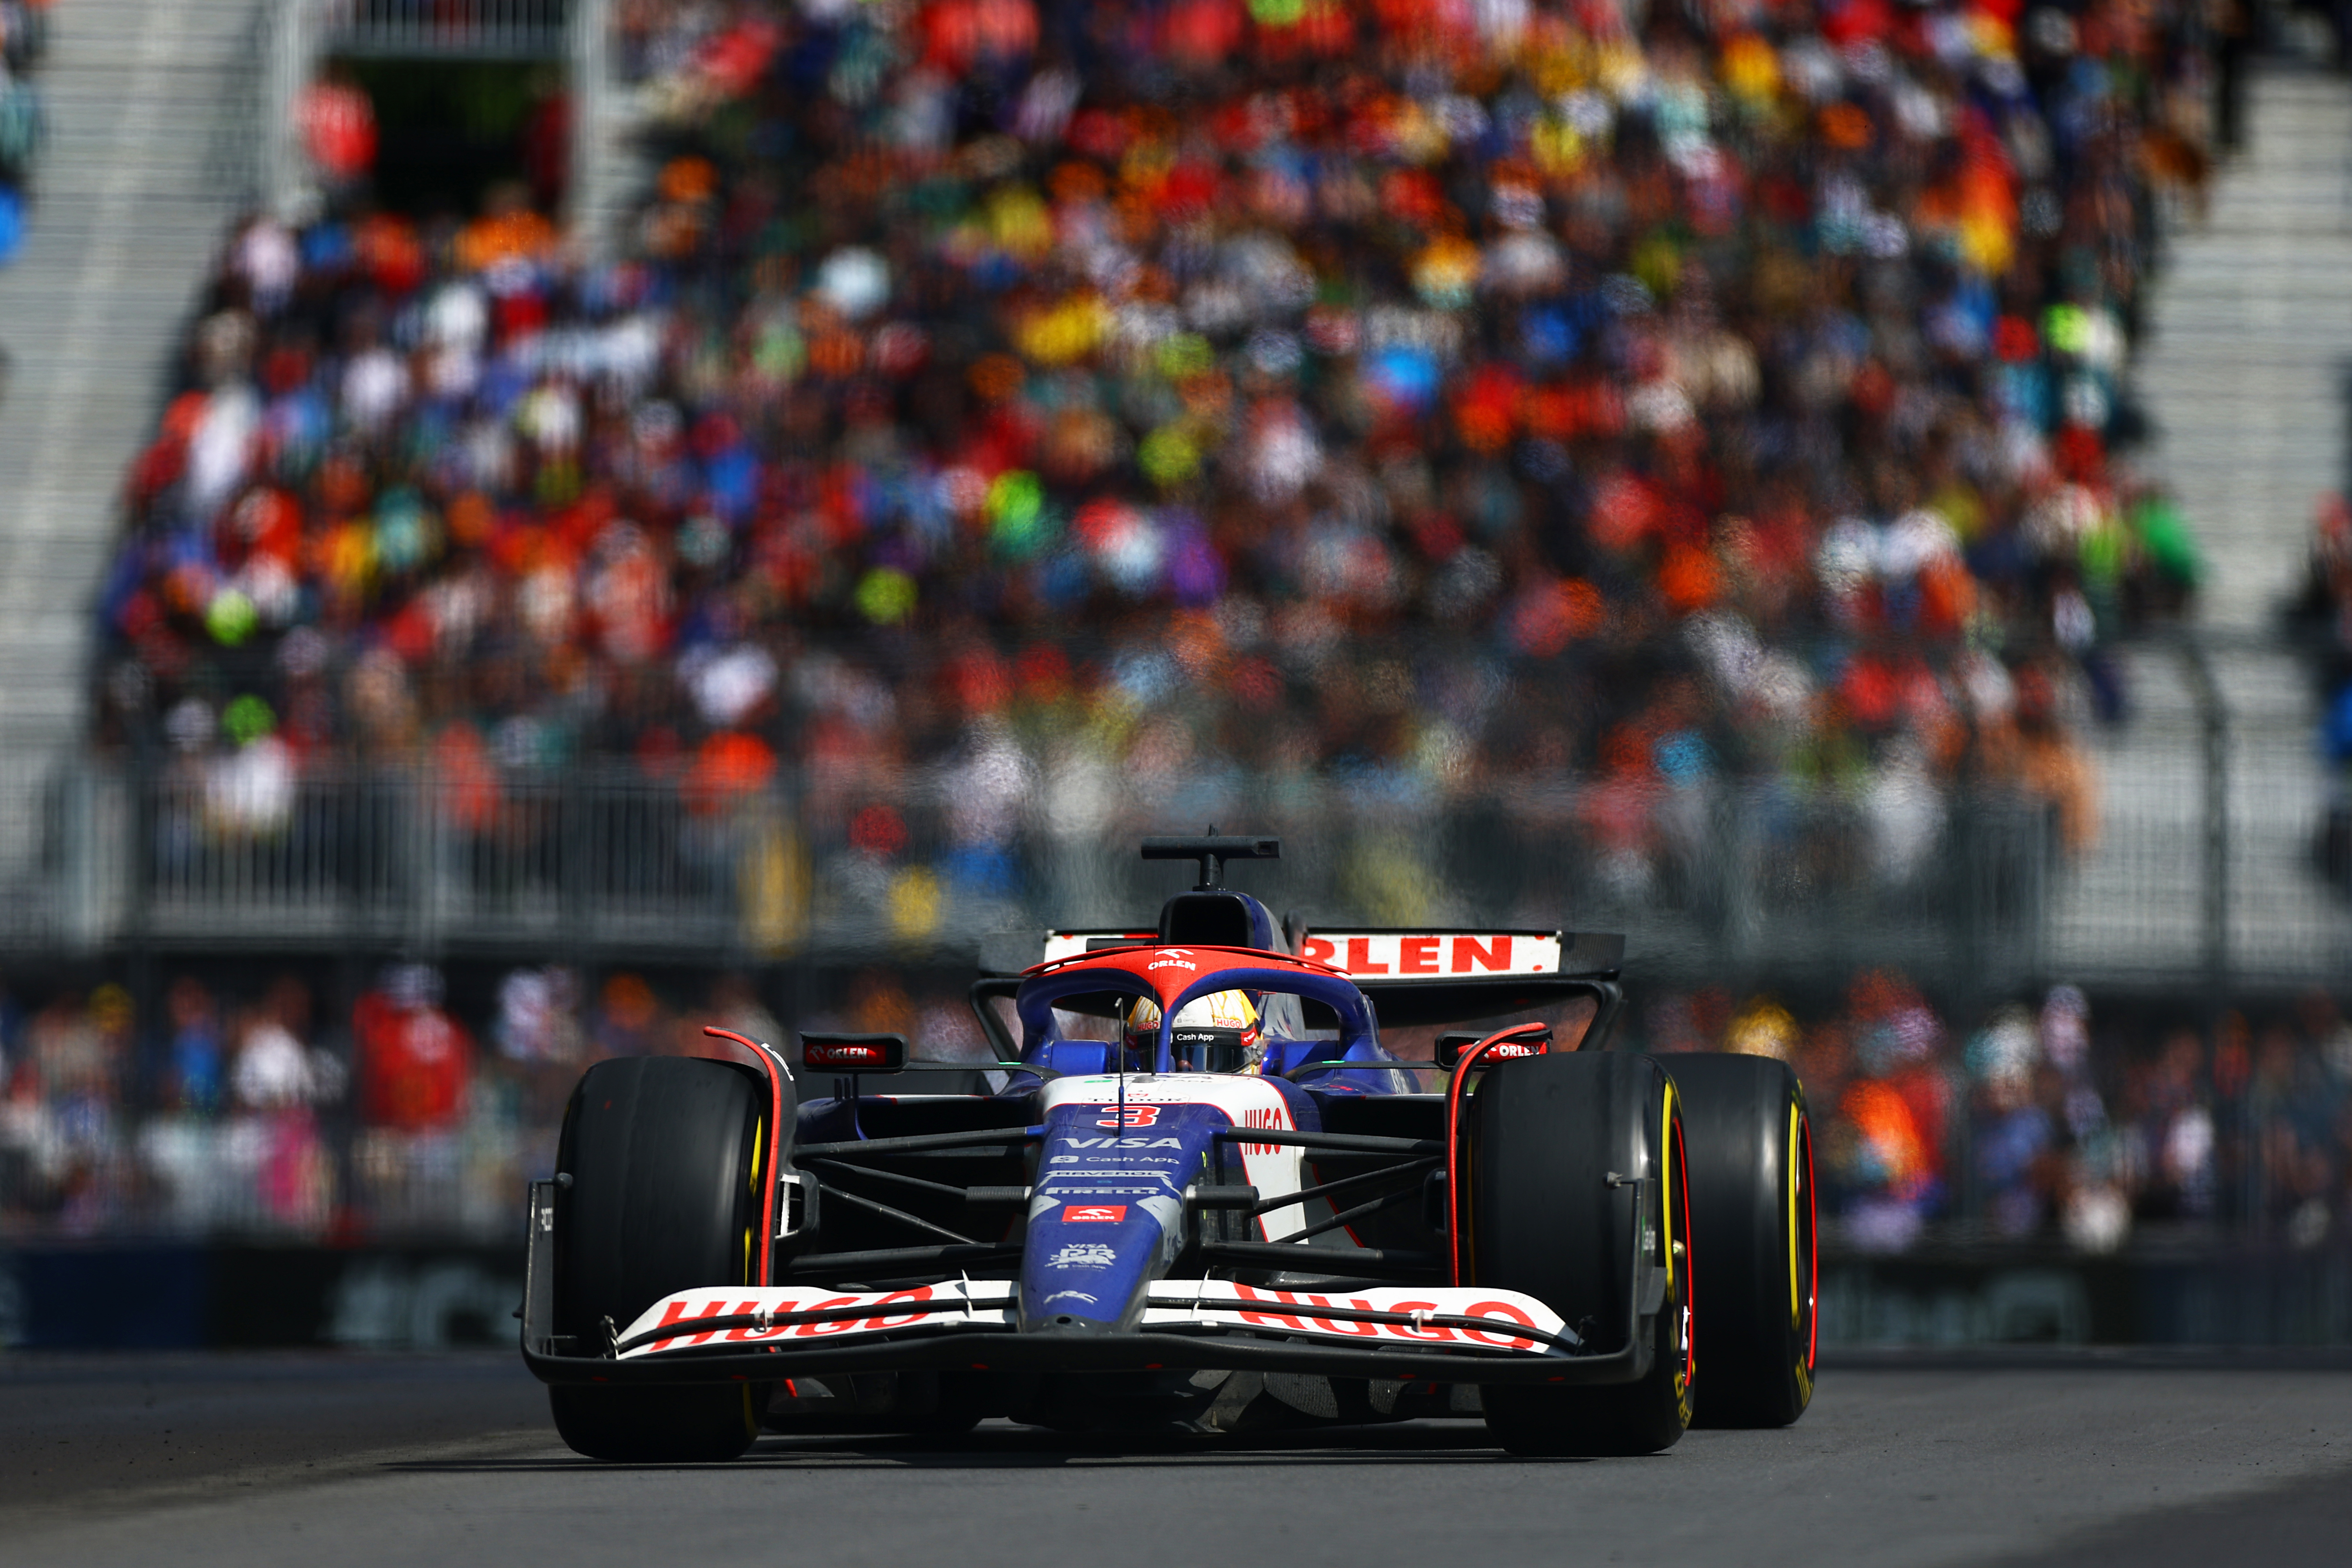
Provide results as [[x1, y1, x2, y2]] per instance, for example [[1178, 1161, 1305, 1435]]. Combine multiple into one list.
[[549, 1055, 769, 1462], [1469, 1051, 1693, 1457], [1670, 1053, 1816, 1428]]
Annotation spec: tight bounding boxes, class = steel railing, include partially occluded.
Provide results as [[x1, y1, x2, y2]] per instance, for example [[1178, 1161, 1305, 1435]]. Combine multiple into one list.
[[260, 0, 597, 216], [9, 630, 2350, 995], [0, 756, 2059, 990], [320, 0, 571, 58]]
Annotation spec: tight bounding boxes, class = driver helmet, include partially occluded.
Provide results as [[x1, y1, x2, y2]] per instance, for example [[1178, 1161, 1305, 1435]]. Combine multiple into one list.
[[1123, 989, 1264, 1074]]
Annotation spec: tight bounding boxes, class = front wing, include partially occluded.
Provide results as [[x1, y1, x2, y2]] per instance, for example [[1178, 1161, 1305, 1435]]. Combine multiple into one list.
[[519, 1181, 1661, 1389]]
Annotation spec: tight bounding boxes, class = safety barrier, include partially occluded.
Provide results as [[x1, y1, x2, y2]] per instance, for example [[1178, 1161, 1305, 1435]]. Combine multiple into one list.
[[7, 1240, 2350, 1349]]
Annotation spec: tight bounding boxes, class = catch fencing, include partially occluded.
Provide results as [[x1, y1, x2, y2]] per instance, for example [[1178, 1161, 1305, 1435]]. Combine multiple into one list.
[[0, 755, 2055, 993], [0, 639, 2343, 1002], [2042, 635, 2352, 998]]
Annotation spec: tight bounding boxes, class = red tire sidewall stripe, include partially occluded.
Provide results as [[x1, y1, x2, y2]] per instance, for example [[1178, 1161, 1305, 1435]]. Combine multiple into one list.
[[1802, 1110, 1818, 1374], [701, 1026, 788, 1285]]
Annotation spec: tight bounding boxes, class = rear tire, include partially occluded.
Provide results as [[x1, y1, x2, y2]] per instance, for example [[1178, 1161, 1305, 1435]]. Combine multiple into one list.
[[549, 1055, 769, 1462], [1670, 1053, 1816, 1428], [1470, 1052, 1693, 1457]]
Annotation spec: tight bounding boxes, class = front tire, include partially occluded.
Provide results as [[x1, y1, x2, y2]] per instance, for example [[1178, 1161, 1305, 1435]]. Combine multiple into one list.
[[549, 1055, 769, 1462], [1470, 1052, 1693, 1457], [1671, 1053, 1816, 1428], [550, 1381, 764, 1464]]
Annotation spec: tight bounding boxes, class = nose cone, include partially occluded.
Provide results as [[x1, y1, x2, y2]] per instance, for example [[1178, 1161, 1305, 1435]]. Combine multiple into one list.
[[1019, 1089, 1215, 1333], [1023, 1197, 1186, 1333]]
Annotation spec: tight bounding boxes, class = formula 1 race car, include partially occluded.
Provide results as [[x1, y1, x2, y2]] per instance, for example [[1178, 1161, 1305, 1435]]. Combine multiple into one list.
[[519, 836, 1816, 1459]]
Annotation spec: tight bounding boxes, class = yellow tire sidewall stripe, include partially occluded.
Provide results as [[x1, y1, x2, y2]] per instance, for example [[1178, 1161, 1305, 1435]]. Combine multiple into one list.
[[1788, 1100, 1802, 1329]]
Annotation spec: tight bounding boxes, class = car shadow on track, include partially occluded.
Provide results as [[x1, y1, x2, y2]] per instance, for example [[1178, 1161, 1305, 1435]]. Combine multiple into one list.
[[385, 1419, 1622, 1473]]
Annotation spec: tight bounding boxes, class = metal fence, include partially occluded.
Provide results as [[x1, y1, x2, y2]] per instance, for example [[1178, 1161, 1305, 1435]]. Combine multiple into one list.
[[0, 757, 2057, 990], [319, 0, 572, 59], [259, 0, 612, 222], [1, 644, 2345, 1000], [2044, 636, 2351, 997]]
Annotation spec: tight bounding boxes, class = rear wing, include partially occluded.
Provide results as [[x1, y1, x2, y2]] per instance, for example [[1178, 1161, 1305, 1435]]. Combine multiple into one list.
[[1294, 929, 1617, 978], [1026, 927, 1623, 1029], [1299, 928, 1621, 1027]]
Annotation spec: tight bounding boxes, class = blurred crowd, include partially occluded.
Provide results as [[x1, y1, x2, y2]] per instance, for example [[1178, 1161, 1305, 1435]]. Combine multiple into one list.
[[7, 956, 2351, 1254], [90, 0, 2220, 886], [0, 0, 47, 270], [1646, 972, 2352, 1254], [0, 960, 996, 1240]]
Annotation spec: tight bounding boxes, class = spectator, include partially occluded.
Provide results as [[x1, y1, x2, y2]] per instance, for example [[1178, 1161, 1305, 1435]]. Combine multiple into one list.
[[1724, 995, 1799, 1061], [592, 970, 669, 1056], [166, 975, 225, 1114], [495, 963, 586, 1121], [227, 974, 336, 1231], [230, 975, 338, 1111], [1969, 1002, 2055, 1238], [89, 0, 2209, 890], [496, 963, 584, 1062], [2121, 1025, 2218, 1222], [1828, 970, 1952, 1251], [353, 963, 474, 1131], [16, 986, 133, 1234], [0, 0, 47, 270], [705, 970, 784, 1053]]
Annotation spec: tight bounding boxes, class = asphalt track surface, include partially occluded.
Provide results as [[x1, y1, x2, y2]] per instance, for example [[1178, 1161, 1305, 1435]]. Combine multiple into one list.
[[2, 1352, 2350, 1567]]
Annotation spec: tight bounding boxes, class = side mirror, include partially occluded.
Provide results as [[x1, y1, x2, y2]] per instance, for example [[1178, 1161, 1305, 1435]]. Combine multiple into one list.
[[800, 1032, 908, 1073], [1435, 1026, 1551, 1071]]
